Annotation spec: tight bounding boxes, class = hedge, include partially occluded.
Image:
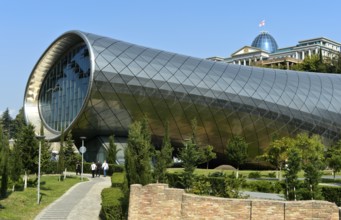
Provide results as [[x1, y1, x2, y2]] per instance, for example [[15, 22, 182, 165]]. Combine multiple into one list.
[[321, 186, 341, 206], [100, 188, 126, 220], [100, 167, 128, 220]]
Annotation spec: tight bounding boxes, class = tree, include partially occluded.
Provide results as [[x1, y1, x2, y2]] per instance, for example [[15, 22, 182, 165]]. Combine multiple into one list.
[[292, 54, 327, 73], [285, 147, 301, 200], [190, 118, 198, 145], [107, 135, 120, 164], [39, 123, 52, 174], [12, 108, 26, 139], [1, 108, 13, 138], [202, 145, 216, 169], [225, 135, 248, 178], [327, 152, 341, 180], [326, 140, 341, 179], [295, 134, 325, 200], [260, 137, 293, 180], [154, 121, 173, 183], [125, 118, 153, 186], [57, 129, 65, 180], [9, 138, 23, 191], [178, 139, 202, 189], [14, 123, 39, 174], [64, 132, 79, 170], [0, 125, 9, 198]]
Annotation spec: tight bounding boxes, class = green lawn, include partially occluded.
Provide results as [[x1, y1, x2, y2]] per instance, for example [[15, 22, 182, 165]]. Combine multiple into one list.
[[0, 175, 83, 220], [168, 168, 287, 177], [168, 168, 341, 179]]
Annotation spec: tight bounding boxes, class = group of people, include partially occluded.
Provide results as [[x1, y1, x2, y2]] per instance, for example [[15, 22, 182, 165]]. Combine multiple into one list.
[[76, 160, 109, 178], [91, 160, 109, 178]]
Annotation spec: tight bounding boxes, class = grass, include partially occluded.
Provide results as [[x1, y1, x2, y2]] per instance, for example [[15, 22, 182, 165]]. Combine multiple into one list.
[[168, 168, 287, 177], [0, 175, 83, 220], [168, 168, 341, 179]]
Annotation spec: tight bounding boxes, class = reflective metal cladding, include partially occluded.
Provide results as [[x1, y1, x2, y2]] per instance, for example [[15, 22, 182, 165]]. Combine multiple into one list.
[[24, 30, 341, 158]]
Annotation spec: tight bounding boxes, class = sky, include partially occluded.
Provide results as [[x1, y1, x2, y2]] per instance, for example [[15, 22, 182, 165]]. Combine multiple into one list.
[[1, 0, 341, 118]]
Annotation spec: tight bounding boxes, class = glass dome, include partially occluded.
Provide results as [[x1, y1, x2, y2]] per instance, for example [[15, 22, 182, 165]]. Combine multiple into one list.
[[251, 32, 278, 53]]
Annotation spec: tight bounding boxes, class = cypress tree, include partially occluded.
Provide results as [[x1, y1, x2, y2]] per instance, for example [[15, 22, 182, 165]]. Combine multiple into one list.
[[57, 129, 65, 179], [178, 139, 202, 189], [1, 108, 13, 138], [14, 123, 39, 174], [12, 108, 25, 139], [125, 118, 152, 186], [64, 132, 78, 170], [39, 123, 52, 174], [154, 121, 173, 183], [107, 135, 119, 164], [0, 125, 9, 198], [285, 147, 301, 200], [9, 138, 22, 190]]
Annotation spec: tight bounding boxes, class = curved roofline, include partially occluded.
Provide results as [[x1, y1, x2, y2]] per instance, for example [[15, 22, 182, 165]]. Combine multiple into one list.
[[23, 30, 95, 140]]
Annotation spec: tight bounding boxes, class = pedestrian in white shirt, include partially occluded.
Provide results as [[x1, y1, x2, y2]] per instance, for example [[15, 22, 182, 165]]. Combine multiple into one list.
[[102, 160, 109, 177], [91, 162, 97, 178]]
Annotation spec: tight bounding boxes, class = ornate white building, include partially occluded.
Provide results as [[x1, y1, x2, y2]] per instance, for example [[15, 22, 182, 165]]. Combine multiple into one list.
[[208, 32, 341, 69]]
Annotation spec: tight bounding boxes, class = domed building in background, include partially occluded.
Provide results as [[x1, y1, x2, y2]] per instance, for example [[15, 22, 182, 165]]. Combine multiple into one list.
[[251, 31, 278, 53], [208, 32, 341, 69]]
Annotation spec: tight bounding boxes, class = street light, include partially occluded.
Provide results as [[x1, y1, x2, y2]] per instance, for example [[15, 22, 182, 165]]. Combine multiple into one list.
[[36, 135, 45, 205], [79, 137, 86, 181]]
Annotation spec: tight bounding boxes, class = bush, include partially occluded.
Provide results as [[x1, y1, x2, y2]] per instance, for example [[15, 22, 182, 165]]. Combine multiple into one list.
[[268, 172, 276, 178], [208, 172, 225, 177], [111, 172, 125, 188], [321, 186, 341, 206], [100, 188, 126, 220], [189, 176, 212, 195], [248, 171, 261, 179], [43, 161, 58, 174], [107, 164, 124, 176], [100, 169, 128, 220], [206, 176, 225, 197], [166, 173, 185, 189], [246, 180, 283, 193]]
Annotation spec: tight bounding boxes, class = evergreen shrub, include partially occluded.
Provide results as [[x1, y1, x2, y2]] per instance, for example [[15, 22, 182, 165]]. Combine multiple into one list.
[[321, 186, 341, 206], [100, 188, 126, 220], [166, 172, 184, 189], [246, 180, 282, 193], [248, 171, 261, 179]]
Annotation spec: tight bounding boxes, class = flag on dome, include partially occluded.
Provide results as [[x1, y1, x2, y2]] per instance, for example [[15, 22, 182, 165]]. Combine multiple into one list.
[[259, 20, 265, 27]]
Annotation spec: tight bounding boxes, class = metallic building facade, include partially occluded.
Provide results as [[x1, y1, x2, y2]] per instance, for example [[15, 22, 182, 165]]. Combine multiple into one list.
[[24, 31, 341, 159]]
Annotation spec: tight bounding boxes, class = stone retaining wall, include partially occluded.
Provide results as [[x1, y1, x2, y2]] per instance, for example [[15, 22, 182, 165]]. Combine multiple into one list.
[[128, 184, 339, 220]]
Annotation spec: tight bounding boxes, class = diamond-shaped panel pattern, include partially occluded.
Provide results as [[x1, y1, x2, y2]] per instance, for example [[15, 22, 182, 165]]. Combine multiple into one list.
[[34, 31, 341, 159]]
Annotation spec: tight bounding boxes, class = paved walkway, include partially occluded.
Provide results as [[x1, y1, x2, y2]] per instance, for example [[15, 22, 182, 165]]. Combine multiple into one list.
[[34, 174, 111, 220]]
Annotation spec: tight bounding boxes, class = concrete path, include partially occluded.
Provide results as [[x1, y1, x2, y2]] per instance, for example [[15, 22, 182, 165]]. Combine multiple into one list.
[[34, 174, 111, 220]]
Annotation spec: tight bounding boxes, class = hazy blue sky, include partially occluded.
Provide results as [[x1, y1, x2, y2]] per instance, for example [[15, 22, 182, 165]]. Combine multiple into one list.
[[1, 0, 341, 117]]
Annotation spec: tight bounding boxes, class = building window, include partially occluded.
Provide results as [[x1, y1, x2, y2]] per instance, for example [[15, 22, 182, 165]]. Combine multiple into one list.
[[39, 43, 90, 131]]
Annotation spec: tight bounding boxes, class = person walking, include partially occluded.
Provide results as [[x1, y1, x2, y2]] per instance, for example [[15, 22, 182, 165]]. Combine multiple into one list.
[[96, 160, 102, 177], [76, 162, 81, 175], [102, 160, 109, 177], [91, 162, 97, 178]]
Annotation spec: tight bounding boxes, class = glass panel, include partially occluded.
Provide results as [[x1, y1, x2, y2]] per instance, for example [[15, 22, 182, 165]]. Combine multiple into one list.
[[39, 43, 90, 131]]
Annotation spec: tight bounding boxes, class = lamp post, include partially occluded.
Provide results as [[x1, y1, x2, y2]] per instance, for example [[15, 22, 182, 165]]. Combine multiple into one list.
[[79, 137, 86, 181], [36, 135, 45, 205]]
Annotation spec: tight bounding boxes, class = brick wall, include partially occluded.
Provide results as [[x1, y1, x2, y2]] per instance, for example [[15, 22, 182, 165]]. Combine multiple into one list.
[[128, 184, 339, 220]]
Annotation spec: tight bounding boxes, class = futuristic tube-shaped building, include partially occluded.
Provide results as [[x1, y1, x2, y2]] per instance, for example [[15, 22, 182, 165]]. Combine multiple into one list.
[[24, 30, 341, 161]]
